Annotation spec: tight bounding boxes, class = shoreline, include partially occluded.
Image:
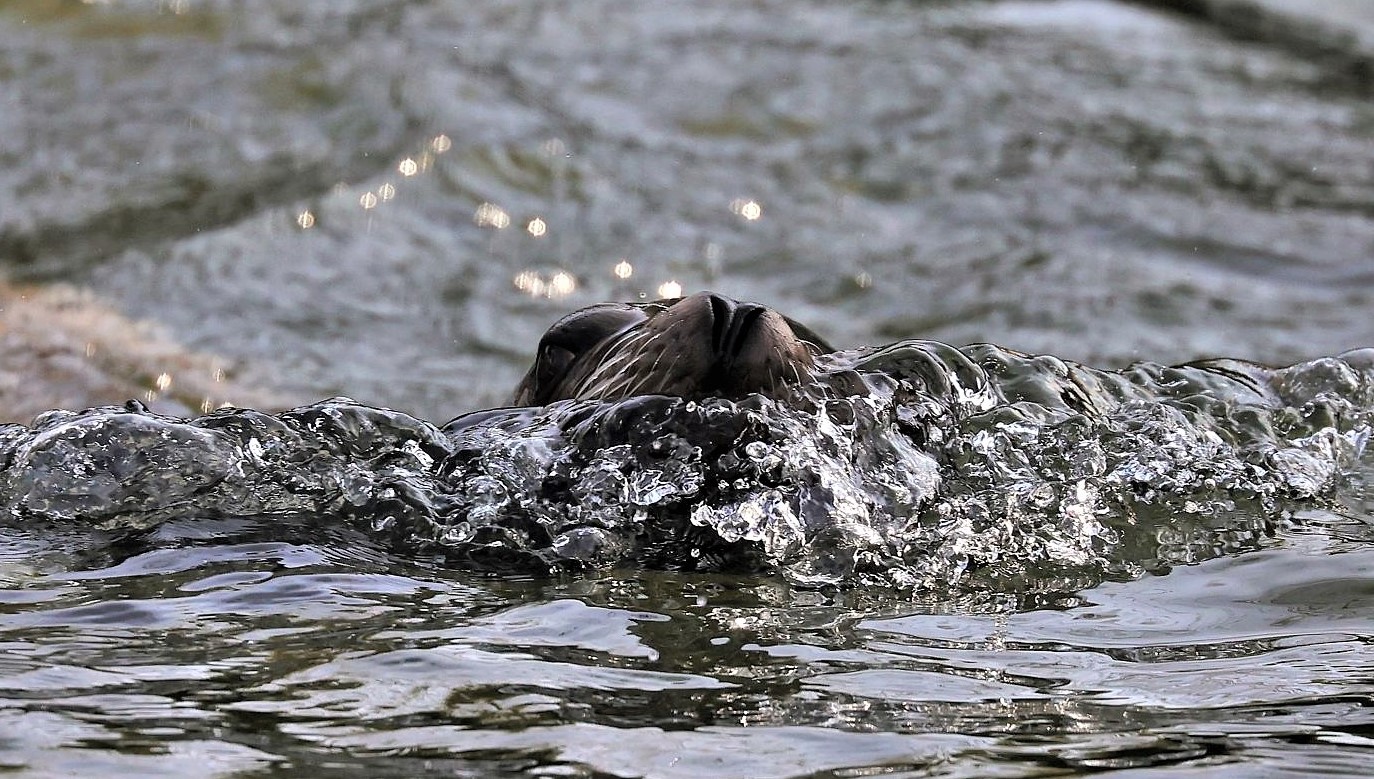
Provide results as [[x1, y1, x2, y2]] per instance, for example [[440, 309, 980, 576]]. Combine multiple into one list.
[[0, 280, 291, 425]]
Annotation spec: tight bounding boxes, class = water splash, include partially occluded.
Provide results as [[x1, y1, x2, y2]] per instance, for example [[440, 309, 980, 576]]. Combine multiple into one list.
[[1, 343, 1370, 591]]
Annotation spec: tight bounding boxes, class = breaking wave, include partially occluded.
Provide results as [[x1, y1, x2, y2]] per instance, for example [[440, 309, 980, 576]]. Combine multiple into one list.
[[2, 342, 1370, 590]]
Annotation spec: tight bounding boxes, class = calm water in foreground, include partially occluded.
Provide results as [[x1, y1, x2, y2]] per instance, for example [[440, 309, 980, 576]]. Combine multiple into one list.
[[2, 485, 1373, 777]]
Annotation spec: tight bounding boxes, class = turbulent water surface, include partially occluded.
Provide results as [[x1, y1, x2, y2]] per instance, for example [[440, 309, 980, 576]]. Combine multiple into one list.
[[3, 342, 1374, 775], [3, 0, 1374, 777]]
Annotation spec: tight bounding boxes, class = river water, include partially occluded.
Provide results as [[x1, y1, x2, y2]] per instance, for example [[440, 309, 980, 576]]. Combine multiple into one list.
[[2, 0, 1374, 776]]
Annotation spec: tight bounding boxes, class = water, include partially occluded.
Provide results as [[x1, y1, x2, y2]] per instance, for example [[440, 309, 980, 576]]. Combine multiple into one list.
[[3, 0, 1374, 775], [4, 0, 1373, 417], [3, 514, 1374, 776], [3, 344, 1374, 775], [4, 344, 1369, 581]]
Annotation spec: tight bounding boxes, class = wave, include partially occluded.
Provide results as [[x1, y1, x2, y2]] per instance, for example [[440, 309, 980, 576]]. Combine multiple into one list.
[[2, 342, 1370, 591]]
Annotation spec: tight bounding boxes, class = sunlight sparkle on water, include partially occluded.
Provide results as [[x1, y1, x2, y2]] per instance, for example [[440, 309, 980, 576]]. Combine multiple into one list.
[[613, 260, 633, 279], [542, 138, 567, 158], [398, 158, 418, 176], [527, 217, 548, 237], [658, 280, 683, 298], [474, 203, 511, 229], [514, 270, 542, 296], [514, 270, 577, 299], [548, 271, 576, 297], [297, 210, 315, 229], [730, 198, 763, 221]]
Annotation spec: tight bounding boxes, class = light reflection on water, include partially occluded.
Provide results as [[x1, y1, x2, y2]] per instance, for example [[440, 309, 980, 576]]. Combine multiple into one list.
[[7, 0, 1369, 418], [3, 0, 1374, 775]]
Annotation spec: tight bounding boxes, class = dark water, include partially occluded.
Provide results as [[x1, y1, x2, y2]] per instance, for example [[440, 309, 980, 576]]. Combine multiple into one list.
[[3, 545, 1372, 778], [4, 0, 1374, 776]]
